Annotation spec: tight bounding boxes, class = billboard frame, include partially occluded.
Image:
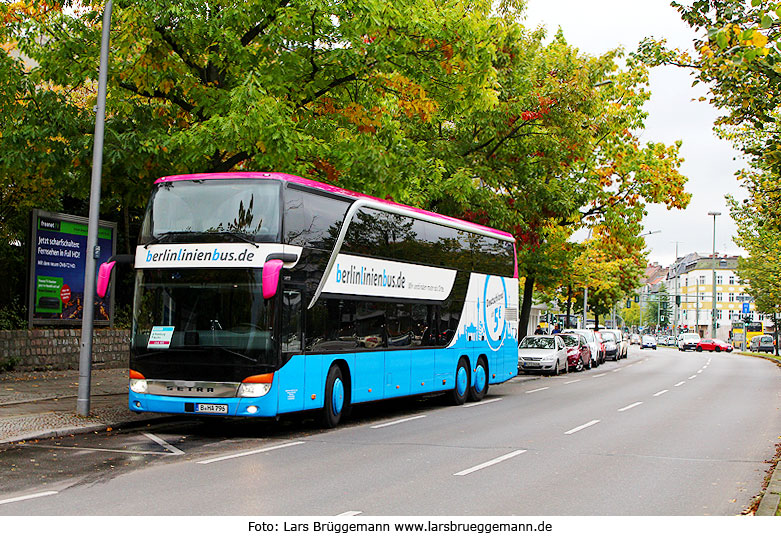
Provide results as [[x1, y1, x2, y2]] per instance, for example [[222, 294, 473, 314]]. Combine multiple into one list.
[[27, 209, 117, 328]]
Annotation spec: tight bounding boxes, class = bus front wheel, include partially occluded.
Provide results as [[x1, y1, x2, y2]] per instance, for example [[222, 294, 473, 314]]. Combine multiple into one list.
[[322, 364, 348, 428]]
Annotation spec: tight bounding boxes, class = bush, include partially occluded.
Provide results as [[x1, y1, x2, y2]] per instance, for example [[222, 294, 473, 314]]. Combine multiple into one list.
[[0, 297, 26, 330]]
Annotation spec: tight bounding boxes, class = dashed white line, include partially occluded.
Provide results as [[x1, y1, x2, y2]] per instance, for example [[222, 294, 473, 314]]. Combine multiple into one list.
[[618, 402, 643, 412], [592, 373, 606, 378], [653, 390, 669, 397], [464, 398, 503, 408], [563, 379, 582, 384], [370, 415, 427, 429], [564, 420, 600, 435], [613, 367, 623, 371], [674, 381, 686, 387], [336, 511, 362, 516], [143, 432, 184, 455], [697, 369, 703, 374], [197, 441, 305, 464], [688, 375, 697, 380], [454, 450, 526, 476], [0, 491, 58, 506], [526, 387, 550, 394]]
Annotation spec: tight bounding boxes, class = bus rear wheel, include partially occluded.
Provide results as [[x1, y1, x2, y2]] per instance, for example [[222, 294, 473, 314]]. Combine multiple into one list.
[[321, 364, 348, 428], [468, 357, 488, 402], [450, 357, 470, 406]]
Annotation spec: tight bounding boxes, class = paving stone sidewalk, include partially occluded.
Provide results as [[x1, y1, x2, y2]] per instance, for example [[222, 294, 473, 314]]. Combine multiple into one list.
[[0, 368, 149, 444]]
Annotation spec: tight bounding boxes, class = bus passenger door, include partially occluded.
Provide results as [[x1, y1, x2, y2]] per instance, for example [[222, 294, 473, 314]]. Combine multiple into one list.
[[277, 286, 307, 414]]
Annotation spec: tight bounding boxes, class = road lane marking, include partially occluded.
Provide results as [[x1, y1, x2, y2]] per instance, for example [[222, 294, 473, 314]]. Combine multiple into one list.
[[688, 375, 697, 380], [454, 450, 526, 476], [143, 432, 184, 455], [653, 390, 668, 397], [336, 511, 362, 516], [563, 379, 581, 384], [197, 441, 305, 465], [618, 402, 643, 412], [613, 367, 623, 371], [464, 398, 503, 408], [564, 420, 600, 435], [592, 373, 606, 378], [697, 369, 703, 373], [370, 415, 427, 429], [525, 387, 550, 393], [674, 381, 686, 387], [0, 491, 58, 506]]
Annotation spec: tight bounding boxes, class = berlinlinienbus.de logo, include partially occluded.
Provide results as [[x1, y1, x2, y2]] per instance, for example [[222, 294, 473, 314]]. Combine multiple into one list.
[[145, 246, 257, 264], [335, 263, 406, 289]]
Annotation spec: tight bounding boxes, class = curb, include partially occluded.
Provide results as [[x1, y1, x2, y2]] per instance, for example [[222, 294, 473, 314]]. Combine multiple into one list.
[[757, 460, 781, 516]]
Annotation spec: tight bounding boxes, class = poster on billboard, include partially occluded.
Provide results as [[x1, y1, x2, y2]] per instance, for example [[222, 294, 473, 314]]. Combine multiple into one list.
[[28, 209, 117, 327]]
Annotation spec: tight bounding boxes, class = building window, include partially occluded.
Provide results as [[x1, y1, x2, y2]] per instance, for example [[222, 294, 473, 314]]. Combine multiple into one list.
[[717, 292, 723, 301], [716, 310, 722, 319], [729, 293, 735, 302], [699, 275, 706, 285], [684, 277, 688, 287], [729, 275, 735, 285], [716, 275, 723, 285]]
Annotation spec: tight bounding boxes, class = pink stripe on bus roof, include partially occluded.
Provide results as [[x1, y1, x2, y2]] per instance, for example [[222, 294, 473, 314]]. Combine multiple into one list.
[[155, 172, 515, 240]]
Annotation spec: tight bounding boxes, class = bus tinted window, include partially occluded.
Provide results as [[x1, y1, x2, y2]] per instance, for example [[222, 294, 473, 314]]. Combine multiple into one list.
[[143, 181, 281, 241], [284, 187, 350, 250]]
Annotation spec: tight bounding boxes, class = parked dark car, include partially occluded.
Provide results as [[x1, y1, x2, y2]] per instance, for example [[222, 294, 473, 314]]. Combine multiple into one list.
[[559, 333, 592, 371], [749, 335, 775, 353], [597, 330, 619, 361]]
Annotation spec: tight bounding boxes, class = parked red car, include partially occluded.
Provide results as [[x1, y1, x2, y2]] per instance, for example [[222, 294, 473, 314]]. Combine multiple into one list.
[[696, 338, 733, 353], [594, 331, 606, 363], [559, 333, 593, 371]]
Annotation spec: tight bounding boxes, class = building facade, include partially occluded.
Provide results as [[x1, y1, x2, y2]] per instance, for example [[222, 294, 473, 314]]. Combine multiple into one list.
[[666, 253, 755, 339]]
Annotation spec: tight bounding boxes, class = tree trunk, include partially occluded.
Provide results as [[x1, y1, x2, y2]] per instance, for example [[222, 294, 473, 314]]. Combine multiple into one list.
[[594, 313, 600, 330], [123, 201, 131, 255], [566, 285, 572, 329], [518, 275, 535, 339]]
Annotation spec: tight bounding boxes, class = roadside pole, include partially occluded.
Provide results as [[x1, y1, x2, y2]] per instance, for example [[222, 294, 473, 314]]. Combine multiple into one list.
[[77, 1, 113, 417]]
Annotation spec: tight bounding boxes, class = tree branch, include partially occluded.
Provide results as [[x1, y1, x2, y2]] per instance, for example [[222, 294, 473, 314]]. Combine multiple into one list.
[[241, 0, 290, 47]]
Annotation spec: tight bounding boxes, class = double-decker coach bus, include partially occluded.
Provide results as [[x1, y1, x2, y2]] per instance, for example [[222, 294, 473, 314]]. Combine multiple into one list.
[[98, 172, 519, 427]]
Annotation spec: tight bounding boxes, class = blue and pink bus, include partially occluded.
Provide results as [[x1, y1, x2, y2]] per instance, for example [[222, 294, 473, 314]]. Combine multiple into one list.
[[99, 172, 519, 427]]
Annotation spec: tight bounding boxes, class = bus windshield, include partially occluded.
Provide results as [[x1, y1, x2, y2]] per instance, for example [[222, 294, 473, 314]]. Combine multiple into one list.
[[131, 268, 277, 378], [140, 180, 281, 242]]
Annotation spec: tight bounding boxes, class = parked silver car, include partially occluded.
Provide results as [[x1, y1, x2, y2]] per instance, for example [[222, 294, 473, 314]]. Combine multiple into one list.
[[518, 335, 569, 375], [600, 329, 627, 359]]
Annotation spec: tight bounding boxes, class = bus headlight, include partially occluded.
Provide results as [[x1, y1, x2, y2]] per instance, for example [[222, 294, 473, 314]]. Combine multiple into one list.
[[238, 382, 272, 398], [129, 379, 148, 394]]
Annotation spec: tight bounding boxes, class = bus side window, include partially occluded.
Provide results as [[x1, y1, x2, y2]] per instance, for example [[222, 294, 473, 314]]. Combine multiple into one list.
[[282, 290, 302, 352]]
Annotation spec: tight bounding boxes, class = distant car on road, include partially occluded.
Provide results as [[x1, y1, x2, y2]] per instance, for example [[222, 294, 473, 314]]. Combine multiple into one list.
[[630, 333, 641, 345], [749, 334, 775, 353], [641, 335, 657, 350], [518, 335, 569, 376], [559, 333, 592, 371], [677, 333, 700, 352], [696, 338, 733, 353]]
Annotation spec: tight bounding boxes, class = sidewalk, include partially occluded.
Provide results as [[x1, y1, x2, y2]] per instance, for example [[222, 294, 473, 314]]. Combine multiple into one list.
[[0, 368, 156, 445]]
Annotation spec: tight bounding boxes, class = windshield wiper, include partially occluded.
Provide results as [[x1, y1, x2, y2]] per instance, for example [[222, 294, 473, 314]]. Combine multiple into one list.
[[144, 231, 198, 249], [212, 231, 260, 248]]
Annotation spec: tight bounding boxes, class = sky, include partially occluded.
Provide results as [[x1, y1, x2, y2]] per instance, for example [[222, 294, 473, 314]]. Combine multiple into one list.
[[522, 0, 747, 268]]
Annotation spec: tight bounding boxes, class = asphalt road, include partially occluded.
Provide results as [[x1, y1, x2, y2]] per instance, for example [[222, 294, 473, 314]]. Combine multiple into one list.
[[0, 346, 779, 516]]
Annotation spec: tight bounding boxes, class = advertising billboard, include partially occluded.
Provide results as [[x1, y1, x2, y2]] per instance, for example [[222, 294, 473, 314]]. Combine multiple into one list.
[[28, 209, 117, 327]]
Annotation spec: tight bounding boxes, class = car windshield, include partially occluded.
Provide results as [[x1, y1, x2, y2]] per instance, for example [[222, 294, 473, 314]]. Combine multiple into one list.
[[566, 330, 593, 342], [519, 337, 555, 349], [559, 334, 579, 347], [600, 332, 616, 342]]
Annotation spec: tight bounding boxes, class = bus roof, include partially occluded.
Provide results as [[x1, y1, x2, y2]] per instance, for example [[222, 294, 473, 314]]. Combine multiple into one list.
[[154, 172, 515, 242]]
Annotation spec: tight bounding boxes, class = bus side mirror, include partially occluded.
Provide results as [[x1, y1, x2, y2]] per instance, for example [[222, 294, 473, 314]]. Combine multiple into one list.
[[262, 259, 284, 299], [97, 261, 116, 298], [96, 254, 135, 298]]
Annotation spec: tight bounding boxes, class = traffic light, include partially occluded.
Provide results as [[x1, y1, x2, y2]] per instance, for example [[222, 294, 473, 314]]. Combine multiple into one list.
[[626, 298, 632, 309], [634, 295, 639, 303], [675, 295, 681, 306]]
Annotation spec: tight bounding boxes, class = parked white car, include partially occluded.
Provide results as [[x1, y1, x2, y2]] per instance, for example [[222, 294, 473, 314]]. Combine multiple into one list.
[[600, 329, 627, 359], [518, 335, 569, 375]]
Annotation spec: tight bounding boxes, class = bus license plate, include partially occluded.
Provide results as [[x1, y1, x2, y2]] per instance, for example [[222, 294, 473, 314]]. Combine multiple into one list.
[[195, 403, 228, 414]]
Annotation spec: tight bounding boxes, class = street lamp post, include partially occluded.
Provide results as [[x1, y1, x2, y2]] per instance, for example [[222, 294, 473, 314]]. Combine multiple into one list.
[[708, 211, 721, 339], [77, 1, 113, 417]]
